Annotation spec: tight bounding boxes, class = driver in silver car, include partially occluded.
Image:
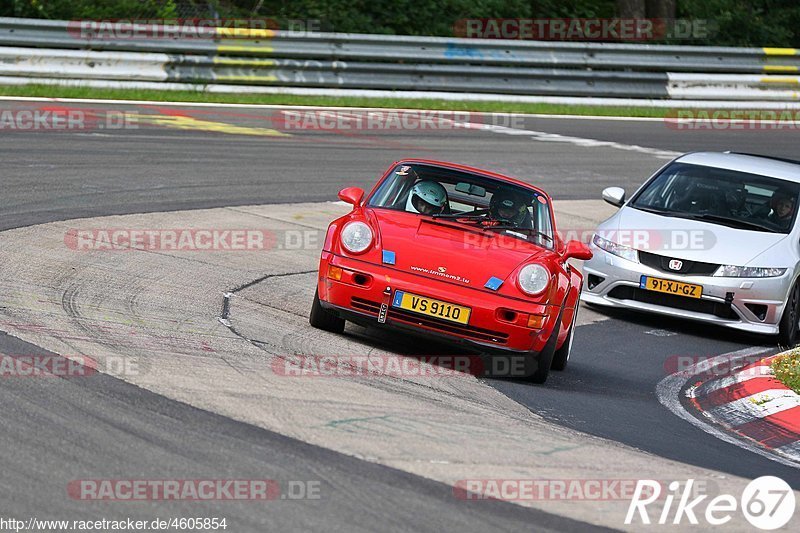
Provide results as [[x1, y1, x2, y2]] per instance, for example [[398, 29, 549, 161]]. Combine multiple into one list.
[[767, 189, 796, 229]]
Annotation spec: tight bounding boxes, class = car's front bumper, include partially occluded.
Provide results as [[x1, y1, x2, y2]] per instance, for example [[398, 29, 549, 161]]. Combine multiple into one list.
[[582, 244, 793, 336], [317, 251, 561, 354]]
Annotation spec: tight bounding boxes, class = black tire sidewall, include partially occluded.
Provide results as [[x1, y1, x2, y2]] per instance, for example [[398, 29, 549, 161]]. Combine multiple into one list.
[[309, 289, 345, 333], [779, 282, 800, 347], [552, 300, 578, 371], [529, 306, 564, 383]]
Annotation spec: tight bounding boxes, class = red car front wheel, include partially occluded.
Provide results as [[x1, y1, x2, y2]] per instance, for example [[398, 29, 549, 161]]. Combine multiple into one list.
[[552, 295, 580, 372], [310, 289, 346, 333], [528, 308, 563, 384]]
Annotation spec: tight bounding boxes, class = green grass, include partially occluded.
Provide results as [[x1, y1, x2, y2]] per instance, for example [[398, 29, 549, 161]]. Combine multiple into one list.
[[771, 350, 800, 394], [0, 84, 676, 117]]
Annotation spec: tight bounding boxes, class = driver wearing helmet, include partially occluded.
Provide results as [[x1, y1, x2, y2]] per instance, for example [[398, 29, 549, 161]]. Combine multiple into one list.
[[405, 180, 448, 216], [489, 189, 532, 228]]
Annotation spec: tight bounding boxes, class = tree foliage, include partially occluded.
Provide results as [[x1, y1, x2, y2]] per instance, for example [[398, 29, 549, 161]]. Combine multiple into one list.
[[1, 0, 798, 46]]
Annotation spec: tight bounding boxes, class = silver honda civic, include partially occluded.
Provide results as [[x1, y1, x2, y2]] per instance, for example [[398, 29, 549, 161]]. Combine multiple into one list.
[[582, 151, 800, 345]]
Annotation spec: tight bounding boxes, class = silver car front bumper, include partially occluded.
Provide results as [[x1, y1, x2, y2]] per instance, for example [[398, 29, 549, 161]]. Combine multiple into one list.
[[582, 243, 794, 336]]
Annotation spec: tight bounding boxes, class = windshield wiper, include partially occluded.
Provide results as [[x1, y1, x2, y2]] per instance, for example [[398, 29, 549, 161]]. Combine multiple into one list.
[[431, 210, 489, 220], [631, 206, 682, 217], [632, 206, 779, 232], [485, 224, 554, 242], [681, 213, 779, 233], [430, 213, 553, 241]]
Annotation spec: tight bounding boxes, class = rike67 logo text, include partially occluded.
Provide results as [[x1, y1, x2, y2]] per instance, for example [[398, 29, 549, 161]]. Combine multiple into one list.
[[626, 477, 795, 530]]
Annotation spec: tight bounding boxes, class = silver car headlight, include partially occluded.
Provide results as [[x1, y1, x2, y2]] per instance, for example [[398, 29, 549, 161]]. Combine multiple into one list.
[[517, 264, 550, 295], [713, 266, 787, 278], [592, 234, 639, 263], [341, 221, 373, 254]]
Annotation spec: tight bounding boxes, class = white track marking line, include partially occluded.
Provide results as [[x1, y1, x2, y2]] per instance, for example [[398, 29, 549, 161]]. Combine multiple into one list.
[[0, 95, 678, 153], [656, 346, 800, 468], [697, 364, 774, 396], [455, 121, 680, 159], [525, 113, 663, 122], [707, 389, 800, 427], [0, 94, 686, 158], [777, 441, 800, 457]]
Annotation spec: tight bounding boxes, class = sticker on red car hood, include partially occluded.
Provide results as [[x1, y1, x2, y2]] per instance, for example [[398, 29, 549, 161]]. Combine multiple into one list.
[[409, 265, 471, 284]]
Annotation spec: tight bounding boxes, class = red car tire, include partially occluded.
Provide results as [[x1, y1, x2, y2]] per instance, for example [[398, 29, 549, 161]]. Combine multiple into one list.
[[310, 289, 346, 333]]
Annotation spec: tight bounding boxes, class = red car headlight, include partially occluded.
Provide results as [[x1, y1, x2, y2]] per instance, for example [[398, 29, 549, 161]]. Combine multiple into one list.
[[517, 264, 550, 296], [340, 221, 373, 254]]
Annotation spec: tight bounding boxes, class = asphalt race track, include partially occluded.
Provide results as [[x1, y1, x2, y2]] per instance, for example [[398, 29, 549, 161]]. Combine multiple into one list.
[[0, 331, 596, 532], [2, 98, 800, 530], [3, 99, 800, 232]]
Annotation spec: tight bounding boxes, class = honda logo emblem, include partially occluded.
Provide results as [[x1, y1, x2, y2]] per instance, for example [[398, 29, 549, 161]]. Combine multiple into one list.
[[668, 259, 683, 271]]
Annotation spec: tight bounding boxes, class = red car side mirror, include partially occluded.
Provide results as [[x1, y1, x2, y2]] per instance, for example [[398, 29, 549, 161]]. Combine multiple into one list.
[[338, 187, 365, 207], [563, 240, 592, 261]]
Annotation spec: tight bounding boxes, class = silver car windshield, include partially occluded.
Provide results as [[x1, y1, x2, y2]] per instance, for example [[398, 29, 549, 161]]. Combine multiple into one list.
[[629, 162, 800, 234]]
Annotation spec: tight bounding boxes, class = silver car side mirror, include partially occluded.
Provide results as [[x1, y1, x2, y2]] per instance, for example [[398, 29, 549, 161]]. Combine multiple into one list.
[[602, 187, 626, 208]]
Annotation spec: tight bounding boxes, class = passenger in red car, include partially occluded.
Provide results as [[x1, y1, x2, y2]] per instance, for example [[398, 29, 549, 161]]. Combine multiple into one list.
[[489, 189, 533, 229]]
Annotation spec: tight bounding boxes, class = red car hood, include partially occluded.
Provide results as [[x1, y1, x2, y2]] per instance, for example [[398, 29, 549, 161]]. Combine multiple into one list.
[[371, 209, 546, 289]]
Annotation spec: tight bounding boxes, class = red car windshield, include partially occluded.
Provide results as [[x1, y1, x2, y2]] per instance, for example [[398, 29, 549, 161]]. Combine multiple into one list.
[[368, 163, 555, 248]]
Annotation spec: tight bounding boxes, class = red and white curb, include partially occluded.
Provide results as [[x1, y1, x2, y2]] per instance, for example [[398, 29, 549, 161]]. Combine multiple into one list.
[[688, 353, 800, 462], [657, 346, 800, 468]]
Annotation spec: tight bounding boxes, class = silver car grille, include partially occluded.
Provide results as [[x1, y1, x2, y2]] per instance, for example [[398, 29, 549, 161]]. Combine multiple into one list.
[[638, 251, 719, 276]]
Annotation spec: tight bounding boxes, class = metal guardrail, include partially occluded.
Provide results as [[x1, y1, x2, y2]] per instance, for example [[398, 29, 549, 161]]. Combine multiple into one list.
[[0, 17, 798, 100]]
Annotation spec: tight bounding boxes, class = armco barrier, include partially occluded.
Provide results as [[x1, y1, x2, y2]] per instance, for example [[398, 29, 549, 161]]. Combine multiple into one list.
[[0, 17, 798, 100]]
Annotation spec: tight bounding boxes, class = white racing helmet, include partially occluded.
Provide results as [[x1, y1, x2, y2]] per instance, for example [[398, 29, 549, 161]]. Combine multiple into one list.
[[405, 180, 447, 215]]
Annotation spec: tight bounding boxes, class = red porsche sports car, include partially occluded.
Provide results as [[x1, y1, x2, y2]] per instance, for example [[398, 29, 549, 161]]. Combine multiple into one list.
[[310, 160, 592, 383]]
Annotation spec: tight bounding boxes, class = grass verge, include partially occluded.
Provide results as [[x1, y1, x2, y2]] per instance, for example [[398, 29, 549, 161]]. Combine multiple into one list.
[[0, 84, 676, 117], [771, 350, 800, 394]]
